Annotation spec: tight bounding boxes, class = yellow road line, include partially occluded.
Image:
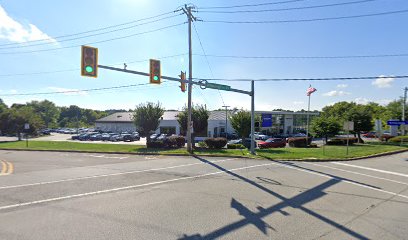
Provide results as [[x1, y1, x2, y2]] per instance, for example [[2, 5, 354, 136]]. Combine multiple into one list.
[[0, 160, 13, 175], [0, 160, 7, 174]]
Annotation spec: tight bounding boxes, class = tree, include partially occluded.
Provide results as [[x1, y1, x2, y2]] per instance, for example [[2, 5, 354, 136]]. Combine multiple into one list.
[[177, 104, 209, 137], [132, 102, 164, 141], [28, 100, 60, 128], [0, 106, 44, 138], [311, 116, 341, 142], [346, 105, 374, 142], [229, 110, 251, 140]]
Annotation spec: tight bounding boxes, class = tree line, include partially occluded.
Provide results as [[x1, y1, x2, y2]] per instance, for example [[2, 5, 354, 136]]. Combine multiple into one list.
[[0, 98, 109, 136]]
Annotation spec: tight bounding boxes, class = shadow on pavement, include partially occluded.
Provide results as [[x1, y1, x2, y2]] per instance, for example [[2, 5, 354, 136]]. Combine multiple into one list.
[[178, 156, 371, 240]]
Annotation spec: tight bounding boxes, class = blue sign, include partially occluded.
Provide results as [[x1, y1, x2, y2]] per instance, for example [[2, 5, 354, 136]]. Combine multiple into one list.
[[261, 114, 272, 127], [387, 120, 408, 126]]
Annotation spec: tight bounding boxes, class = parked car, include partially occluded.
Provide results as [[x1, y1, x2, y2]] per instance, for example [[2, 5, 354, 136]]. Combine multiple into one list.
[[150, 133, 160, 141], [90, 133, 102, 141], [79, 133, 93, 141], [109, 134, 121, 142], [258, 138, 286, 149], [40, 129, 51, 135], [227, 138, 257, 149], [156, 134, 168, 142], [122, 134, 134, 142], [101, 133, 113, 141], [362, 132, 376, 138], [131, 132, 140, 141], [219, 132, 239, 140]]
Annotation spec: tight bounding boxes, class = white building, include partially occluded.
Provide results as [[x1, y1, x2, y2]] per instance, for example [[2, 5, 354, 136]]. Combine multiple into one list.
[[95, 110, 319, 137]]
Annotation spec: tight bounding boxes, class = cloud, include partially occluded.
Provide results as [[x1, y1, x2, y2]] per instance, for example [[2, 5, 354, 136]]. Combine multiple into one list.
[[372, 75, 394, 88], [293, 101, 304, 105], [0, 5, 56, 43], [322, 90, 350, 97], [10, 89, 17, 94], [47, 87, 88, 96], [354, 97, 369, 105], [336, 84, 348, 88]]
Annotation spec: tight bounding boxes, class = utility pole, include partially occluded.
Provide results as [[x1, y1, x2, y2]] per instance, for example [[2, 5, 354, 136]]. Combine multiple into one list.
[[403, 87, 408, 135], [250, 80, 255, 155], [222, 105, 230, 137], [182, 5, 197, 153]]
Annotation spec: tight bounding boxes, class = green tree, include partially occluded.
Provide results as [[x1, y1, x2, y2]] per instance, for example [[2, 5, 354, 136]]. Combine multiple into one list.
[[28, 100, 60, 128], [311, 116, 341, 142], [177, 104, 209, 137], [0, 106, 44, 138], [132, 102, 164, 141], [229, 110, 251, 140], [346, 105, 374, 142]]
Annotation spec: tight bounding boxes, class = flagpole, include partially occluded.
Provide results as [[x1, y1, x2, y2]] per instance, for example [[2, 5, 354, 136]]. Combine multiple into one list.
[[306, 94, 311, 146]]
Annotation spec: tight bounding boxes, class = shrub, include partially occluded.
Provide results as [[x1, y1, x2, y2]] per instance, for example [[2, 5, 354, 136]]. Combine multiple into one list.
[[326, 137, 358, 145], [227, 144, 246, 149], [197, 141, 208, 148], [204, 137, 227, 149], [379, 134, 394, 142], [388, 136, 408, 143], [288, 137, 312, 148], [146, 141, 165, 148], [165, 135, 185, 148]]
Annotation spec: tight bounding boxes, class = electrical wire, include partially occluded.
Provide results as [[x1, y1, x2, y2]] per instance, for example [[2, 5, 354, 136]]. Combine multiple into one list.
[[198, 0, 309, 9], [199, 0, 376, 14], [196, 75, 408, 82], [0, 23, 186, 55], [0, 14, 183, 50], [192, 22, 226, 106], [194, 53, 408, 59], [204, 9, 408, 24], [0, 11, 179, 47], [0, 53, 188, 78]]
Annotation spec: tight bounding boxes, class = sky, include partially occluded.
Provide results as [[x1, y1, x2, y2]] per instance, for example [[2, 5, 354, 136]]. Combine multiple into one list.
[[0, 0, 407, 112]]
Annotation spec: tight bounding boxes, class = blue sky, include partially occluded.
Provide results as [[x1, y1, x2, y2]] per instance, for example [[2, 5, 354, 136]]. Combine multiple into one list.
[[0, 0, 407, 111]]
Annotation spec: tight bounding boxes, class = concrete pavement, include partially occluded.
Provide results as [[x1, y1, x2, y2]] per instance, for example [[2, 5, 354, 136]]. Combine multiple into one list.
[[0, 150, 407, 239]]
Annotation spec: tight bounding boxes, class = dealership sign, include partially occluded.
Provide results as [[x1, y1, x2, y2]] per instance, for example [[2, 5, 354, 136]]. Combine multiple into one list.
[[261, 114, 272, 127]]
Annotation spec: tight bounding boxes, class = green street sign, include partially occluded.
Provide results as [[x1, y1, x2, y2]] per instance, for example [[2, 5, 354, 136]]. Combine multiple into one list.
[[206, 83, 231, 91]]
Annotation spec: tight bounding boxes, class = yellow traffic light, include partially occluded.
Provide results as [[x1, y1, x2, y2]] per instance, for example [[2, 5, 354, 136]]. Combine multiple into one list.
[[179, 71, 186, 92], [150, 59, 161, 84], [81, 45, 98, 78]]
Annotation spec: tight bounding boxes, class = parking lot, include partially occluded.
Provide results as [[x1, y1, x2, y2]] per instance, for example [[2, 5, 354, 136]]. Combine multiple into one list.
[[32, 133, 147, 145]]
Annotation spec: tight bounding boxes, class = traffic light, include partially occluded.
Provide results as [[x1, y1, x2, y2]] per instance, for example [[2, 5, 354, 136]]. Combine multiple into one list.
[[81, 45, 98, 78], [150, 59, 161, 84], [179, 71, 186, 92]]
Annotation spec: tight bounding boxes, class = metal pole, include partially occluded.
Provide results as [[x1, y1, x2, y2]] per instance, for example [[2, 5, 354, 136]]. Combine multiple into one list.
[[185, 5, 194, 153], [222, 105, 230, 137], [250, 80, 255, 155], [306, 95, 311, 147], [403, 87, 407, 136]]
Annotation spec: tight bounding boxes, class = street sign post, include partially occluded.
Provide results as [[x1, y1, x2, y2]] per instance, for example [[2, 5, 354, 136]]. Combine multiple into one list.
[[343, 121, 354, 156]]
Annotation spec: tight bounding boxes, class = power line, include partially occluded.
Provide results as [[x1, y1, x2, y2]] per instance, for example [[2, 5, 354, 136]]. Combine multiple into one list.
[[199, 0, 376, 14], [0, 11, 179, 47], [0, 23, 185, 55], [0, 53, 188, 77], [194, 53, 408, 59], [0, 14, 183, 50], [196, 75, 408, 82], [192, 22, 226, 106], [198, 0, 308, 9], [204, 9, 408, 24]]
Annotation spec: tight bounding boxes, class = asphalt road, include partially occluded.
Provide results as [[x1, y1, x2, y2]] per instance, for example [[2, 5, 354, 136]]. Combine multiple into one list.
[[0, 151, 407, 240]]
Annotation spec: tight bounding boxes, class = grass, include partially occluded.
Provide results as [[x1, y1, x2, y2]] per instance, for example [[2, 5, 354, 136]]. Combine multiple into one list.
[[257, 143, 408, 160], [0, 141, 406, 160]]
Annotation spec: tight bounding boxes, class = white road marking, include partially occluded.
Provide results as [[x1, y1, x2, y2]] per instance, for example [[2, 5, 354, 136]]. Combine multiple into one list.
[[304, 162, 408, 186], [0, 162, 274, 211], [0, 158, 237, 190], [332, 162, 408, 178], [276, 162, 408, 200], [87, 154, 128, 160]]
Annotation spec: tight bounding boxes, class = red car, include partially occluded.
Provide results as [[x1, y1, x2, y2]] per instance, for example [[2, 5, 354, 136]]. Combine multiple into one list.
[[258, 138, 286, 149], [362, 132, 376, 138]]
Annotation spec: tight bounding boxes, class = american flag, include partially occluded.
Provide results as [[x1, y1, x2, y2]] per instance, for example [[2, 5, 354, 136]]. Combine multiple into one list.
[[306, 86, 317, 96]]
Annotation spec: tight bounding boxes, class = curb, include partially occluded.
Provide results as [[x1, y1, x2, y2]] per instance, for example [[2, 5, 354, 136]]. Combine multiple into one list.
[[0, 148, 406, 161]]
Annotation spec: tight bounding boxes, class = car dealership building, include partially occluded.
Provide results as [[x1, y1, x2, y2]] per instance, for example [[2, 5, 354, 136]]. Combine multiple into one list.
[[95, 110, 319, 137]]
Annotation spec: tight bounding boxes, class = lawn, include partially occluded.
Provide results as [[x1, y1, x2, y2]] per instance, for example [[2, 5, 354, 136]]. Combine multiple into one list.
[[0, 141, 406, 160]]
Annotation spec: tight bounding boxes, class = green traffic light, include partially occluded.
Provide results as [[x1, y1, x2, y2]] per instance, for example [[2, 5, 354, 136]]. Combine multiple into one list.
[[153, 76, 159, 81], [85, 66, 93, 73]]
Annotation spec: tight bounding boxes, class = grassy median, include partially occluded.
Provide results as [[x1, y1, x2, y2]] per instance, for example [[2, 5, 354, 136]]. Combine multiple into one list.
[[0, 141, 406, 160]]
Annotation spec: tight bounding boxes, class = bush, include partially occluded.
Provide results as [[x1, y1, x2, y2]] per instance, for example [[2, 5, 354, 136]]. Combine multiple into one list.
[[379, 134, 394, 142], [204, 137, 227, 149], [288, 137, 312, 148], [197, 141, 208, 148], [326, 137, 358, 146], [146, 141, 165, 148], [388, 136, 408, 143], [166, 135, 185, 148], [227, 144, 246, 149]]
